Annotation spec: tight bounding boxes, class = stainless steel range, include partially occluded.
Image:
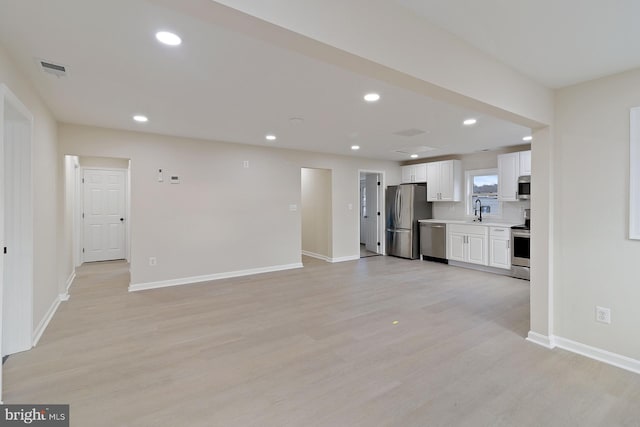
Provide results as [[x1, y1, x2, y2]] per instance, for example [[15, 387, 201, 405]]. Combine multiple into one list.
[[511, 209, 530, 280]]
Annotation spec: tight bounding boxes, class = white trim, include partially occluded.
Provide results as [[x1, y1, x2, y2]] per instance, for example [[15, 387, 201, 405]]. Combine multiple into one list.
[[357, 169, 386, 256], [32, 295, 63, 347], [65, 270, 76, 294], [0, 84, 34, 359], [128, 262, 304, 292], [329, 255, 360, 263], [526, 332, 640, 375], [465, 168, 502, 218], [526, 331, 556, 349], [630, 107, 640, 239], [81, 167, 129, 263], [302, 250, 331, 262], [553, 336, 640, 375]]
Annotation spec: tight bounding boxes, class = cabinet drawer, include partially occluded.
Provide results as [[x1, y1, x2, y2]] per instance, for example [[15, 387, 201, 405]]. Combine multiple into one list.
[[489, 227, 510, 239], [448, 224, 487, 236]]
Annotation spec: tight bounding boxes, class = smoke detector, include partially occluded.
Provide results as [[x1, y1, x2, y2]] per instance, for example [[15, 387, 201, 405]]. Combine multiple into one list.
[[37, 58, 68, 78]]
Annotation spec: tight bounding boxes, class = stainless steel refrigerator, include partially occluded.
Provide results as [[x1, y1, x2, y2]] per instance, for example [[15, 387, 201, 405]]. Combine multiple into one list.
[[386, 184, 432, 259]]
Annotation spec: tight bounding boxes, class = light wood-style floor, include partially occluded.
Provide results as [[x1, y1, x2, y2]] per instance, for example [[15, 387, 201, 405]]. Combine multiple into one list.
[[4, 256, 640, 426]]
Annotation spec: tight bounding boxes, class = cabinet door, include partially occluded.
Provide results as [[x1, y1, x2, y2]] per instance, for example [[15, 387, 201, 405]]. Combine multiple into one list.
[[490, 237, 511, 269], [467, 235, 487, 265], [448, 232, 466, 262], [414, 163, 427, 183], [498, 152, 519, 201], [426, 163, 439, 201], [519, 150, 531, 176], [401, 165, 414, 183], [439, 160, 454, 201]]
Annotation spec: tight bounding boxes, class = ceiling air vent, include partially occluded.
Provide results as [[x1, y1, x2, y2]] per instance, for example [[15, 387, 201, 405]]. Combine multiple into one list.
[[392, 145, 437, 155], [393, 128, 426, 137], [38, 59, 68, 78]]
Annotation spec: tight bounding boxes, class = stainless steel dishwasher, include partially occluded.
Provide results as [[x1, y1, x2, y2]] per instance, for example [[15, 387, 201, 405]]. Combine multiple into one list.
[[419, 222, 448, 263]]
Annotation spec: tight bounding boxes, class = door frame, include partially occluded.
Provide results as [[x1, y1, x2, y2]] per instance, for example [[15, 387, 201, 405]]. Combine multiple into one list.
[[79, 166, 130, 264], [357, 170, 385, 255], [0, 84, 34, 401]]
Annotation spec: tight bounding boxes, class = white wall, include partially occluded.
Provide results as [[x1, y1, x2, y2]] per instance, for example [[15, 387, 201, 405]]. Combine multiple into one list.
[[301, 168, 332, 259], [79, 156, 129, 169], [59, 124, 400, 286], [0, 42, 60, 333], [554, 68, 640, 360]]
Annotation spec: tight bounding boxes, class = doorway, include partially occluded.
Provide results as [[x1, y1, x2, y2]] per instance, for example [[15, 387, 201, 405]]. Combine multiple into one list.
[[359, 171, 383, 258], [1, 85, 34, 364], [301, 168, 332, 261], [67, 156, 131, 267]]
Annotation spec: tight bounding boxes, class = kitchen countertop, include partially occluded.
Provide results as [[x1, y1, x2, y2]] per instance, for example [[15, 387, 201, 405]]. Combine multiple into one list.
[[418, 218, 522, 228]]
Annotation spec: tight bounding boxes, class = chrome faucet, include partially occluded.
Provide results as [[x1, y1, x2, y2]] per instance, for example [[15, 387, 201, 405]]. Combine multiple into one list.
[[474, 198, 483, 222]]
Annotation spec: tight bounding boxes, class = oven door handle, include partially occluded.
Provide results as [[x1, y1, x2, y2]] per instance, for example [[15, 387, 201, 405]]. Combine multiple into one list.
[[512, 231, 530, 238]]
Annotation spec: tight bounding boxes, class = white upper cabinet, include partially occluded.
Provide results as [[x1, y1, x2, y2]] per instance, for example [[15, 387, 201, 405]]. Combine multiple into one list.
[[414, 163, 427, 183], [498, 150, 530, 201], [426, 160, 462, 202], [401, 164, 427, 183], [519, 150, 532, 176], [401, 165, 413, 183], [498, 152, 519, 201]]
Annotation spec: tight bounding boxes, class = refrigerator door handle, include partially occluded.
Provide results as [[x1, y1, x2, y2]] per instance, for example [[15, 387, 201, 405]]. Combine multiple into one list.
[[395, 190, 400, 226]]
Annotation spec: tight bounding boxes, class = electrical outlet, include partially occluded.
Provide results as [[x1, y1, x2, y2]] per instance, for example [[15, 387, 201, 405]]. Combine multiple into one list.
[[243, 160, 249, 168], [149, 257, 157, 266], [595, 306, 611, 324]]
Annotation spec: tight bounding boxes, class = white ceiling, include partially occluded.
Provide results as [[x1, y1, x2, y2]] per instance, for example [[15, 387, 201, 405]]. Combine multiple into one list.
[[396, 0, 640, 89], [0, 0, 534, 160]]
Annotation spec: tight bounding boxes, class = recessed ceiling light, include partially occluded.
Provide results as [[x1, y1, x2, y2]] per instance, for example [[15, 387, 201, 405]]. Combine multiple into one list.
[[265, 134, 277, 141], [133, 115, 148, 123], [463, 118, 477, 126], [155, 31, 182, 46], [364, 93, 380, 102], [410, 154, 418, 158], [523, 136, 533, 141], [351, 145, 360, 150]]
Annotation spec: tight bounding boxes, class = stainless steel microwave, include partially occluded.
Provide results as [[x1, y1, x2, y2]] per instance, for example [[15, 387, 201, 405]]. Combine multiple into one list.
[[517, 175, 531, 200]]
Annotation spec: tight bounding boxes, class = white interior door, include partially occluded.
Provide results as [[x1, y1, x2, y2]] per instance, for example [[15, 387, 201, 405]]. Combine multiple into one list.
[[83, 169, 126, 262], [365, 173, 379, 253], [2, 92, 33, 358]]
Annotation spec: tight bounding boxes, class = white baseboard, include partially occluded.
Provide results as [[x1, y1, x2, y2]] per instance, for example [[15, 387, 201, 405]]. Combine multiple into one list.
[[526, 331, 640, 375], [128, 262, 304, 292], [553, 336, 640, 375], [65, 270, 76, 293], [302, 250, 331, 262], [32, 295, 63, 347], [330, 255, 360, 263], [526, 331, 556, 349]]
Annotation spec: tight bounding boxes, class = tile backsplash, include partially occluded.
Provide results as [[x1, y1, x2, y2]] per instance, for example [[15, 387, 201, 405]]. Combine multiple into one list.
[[432, 200, 531, 224]]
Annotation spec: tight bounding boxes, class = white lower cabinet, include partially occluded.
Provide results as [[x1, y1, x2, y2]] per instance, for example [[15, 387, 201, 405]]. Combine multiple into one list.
[[447, 224, 488, 266], [489, 227, 511, 269], [448, 232, 466, 262]]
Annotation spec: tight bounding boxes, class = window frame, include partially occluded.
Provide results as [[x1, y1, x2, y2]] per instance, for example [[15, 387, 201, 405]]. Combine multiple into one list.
[[465, 168, 501, 217]]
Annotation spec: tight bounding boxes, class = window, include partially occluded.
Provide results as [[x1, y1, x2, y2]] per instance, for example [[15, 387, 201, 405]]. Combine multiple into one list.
[[466, 169, 500, 217]]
